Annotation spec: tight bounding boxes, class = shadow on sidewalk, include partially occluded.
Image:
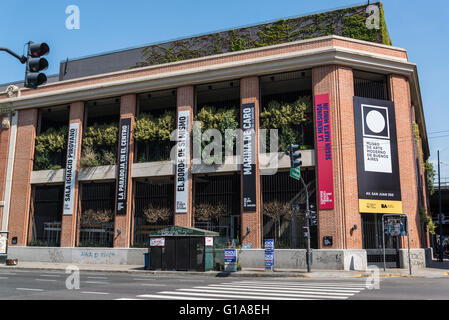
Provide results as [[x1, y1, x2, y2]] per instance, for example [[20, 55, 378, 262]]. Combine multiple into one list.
[[427, 259, 449, 270]]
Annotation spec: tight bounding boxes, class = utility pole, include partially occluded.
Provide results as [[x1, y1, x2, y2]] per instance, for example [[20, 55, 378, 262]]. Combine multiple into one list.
[[438, 150, 444, 262]]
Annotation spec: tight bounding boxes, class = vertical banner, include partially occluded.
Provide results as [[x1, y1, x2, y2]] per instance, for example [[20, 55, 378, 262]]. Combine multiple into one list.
[[63, 123, 79, 215], [315, 94, 334, 210], [242, 103, 257, 212], [175, 110, 190, 213], [354, 96, 402, 213], [116, 117, 131, 215]]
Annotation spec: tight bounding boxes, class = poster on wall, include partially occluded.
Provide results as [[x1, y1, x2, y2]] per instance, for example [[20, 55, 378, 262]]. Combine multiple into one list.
[[116, 117, 131, 215], [63, 122, 79, 215], [353, 96, 402, 214], [315, 93, 334, 210], [0, 232, 8, 255], [242, 103, 257, 212], [175, 110, 190, 213]]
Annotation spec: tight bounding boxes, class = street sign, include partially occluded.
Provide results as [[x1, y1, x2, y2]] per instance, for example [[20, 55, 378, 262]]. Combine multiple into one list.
[[264, 239, 275, 271], [290, 167, 301, 180], [224, 248, 237, 272]]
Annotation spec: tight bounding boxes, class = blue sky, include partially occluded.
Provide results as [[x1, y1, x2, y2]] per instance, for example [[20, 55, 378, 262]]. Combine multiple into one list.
[[1, 0, 448, 178]]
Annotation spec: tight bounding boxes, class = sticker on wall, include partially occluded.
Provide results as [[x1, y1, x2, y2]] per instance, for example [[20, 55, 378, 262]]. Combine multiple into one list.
[[315, 93, 334, 210], [116, 117, 131, 215], [354, 96, 402, 214], [175, 110, 190, 213], [63, 122, 79, 215]]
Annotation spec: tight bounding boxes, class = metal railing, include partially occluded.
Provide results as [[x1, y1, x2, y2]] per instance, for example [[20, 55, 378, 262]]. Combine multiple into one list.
[[78, 222, 114, 247]]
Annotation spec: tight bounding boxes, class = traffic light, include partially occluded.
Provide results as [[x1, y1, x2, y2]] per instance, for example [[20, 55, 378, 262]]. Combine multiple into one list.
[[25, 42, 49, 89], [309, 204, 317, 226], [289, 144, 302, 168], [303, 226, 310, 239]]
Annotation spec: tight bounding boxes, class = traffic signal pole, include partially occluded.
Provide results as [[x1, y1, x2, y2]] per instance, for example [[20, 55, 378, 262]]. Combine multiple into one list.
[[299, 174, 311, 273], [0, 47, 27, 64]]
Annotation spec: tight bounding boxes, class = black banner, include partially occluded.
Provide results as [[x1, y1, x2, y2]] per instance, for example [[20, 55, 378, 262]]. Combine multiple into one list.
[[354, 97, 402, 213], [116, 117, 131, 215], [242, 103, 257, 212]]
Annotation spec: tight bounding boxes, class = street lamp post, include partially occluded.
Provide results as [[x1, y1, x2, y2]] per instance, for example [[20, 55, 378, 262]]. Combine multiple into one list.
[[438, 150, 444, 262]]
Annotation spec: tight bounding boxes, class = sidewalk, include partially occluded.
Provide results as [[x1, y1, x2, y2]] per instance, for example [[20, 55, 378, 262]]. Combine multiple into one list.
[[1, 261, 448, 278]]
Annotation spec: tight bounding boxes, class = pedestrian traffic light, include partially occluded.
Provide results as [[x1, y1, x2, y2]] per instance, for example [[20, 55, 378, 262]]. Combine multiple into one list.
[[303, 226, 309, 238], [25, 42, 49, 89], [289, 144, 302, 168]]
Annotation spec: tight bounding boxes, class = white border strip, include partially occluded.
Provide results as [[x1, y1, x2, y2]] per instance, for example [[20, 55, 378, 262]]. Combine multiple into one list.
[[1, 112, 18, 231]]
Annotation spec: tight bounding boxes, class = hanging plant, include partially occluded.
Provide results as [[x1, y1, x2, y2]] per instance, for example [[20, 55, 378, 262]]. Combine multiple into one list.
[[260, 96, 312, 152], [194, 106, 239, 164], [35, 126, 68, 154], [134, 110, 176, 142], [34, 126, 68, 170], [83, 123, 119, 148], [143, 204, 172, 224]]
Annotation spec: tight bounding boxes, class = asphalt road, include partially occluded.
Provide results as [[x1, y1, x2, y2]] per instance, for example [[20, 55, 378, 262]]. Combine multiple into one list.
[[0, 269, 448, 300]]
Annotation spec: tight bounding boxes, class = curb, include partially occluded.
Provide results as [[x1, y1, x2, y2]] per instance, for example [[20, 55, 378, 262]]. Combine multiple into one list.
[[1, 265, 446, 278]]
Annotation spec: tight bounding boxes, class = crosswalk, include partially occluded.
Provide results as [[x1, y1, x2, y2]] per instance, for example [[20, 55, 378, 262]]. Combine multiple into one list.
[[117, 280, 371, 300]]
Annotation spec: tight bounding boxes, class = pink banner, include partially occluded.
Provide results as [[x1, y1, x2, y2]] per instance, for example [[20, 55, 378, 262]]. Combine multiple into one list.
[[315, 94, 334, 210]]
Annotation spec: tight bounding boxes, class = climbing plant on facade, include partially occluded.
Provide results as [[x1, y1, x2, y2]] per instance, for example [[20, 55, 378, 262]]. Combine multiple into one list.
[[194, 106, 239, 165], [260, 96, 313, 152], [134, 110, 176, 162], [34, 126, 68, 170], [80, 123, 118, 167]]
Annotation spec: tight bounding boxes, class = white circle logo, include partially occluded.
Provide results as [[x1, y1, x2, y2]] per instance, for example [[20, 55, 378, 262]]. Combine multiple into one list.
[[366, 110, 385, 133]]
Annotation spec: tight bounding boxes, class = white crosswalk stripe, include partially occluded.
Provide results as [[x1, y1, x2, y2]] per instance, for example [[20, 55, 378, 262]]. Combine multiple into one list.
[[117, 280, 370, 300]]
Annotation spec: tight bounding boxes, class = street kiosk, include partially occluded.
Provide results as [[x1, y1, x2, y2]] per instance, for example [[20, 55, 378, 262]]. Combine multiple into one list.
[[148, 226, 219, 271]]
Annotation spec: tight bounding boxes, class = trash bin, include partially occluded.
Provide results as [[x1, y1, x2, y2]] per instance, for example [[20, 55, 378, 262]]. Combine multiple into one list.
[[144, 253, 149, 269], [148, 226, 219, 271]]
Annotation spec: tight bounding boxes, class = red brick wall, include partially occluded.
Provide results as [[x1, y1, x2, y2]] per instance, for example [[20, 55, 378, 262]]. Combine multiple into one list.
[[174, 86, 193, 227], [389, 75, 421, 249], [8, 108, 37, 245], [114, 94, 136, 248], [240, 76, 262, 249], [312, 65, 362, 249], [60, 102, 84, 247]]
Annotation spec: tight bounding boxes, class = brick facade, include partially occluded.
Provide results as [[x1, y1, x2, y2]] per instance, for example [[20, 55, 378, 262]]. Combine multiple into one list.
[[114, 94, 136, 248], [389, 75, 421, 249], [60, 102, 84, 247], [8, 109, 37, 245], [174, 86, 194, 228], [240, 77, 262, 249], [0, 36, 429, 253]]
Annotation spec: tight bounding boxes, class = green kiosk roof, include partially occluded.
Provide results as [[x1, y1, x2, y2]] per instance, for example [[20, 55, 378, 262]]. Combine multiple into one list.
[[148, 226, 220, 237]]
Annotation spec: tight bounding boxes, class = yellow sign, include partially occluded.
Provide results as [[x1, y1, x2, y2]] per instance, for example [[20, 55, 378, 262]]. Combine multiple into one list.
[[359, 199, 403, 214]]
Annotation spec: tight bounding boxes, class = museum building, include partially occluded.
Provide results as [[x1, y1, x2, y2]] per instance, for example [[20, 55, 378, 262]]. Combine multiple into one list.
[[0, 3, 433, 268]]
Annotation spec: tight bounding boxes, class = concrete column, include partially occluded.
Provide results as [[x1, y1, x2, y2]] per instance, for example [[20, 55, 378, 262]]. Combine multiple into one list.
[[8, 108, 38, 246], [240, 76, 262, 249], [114, 94, 136, 248], [60, 102, 84, 247], [312, 65, 362, 249], [389, 75, 421, 249], [0, 113, 11, 230], [174, 86, 194, 227]]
